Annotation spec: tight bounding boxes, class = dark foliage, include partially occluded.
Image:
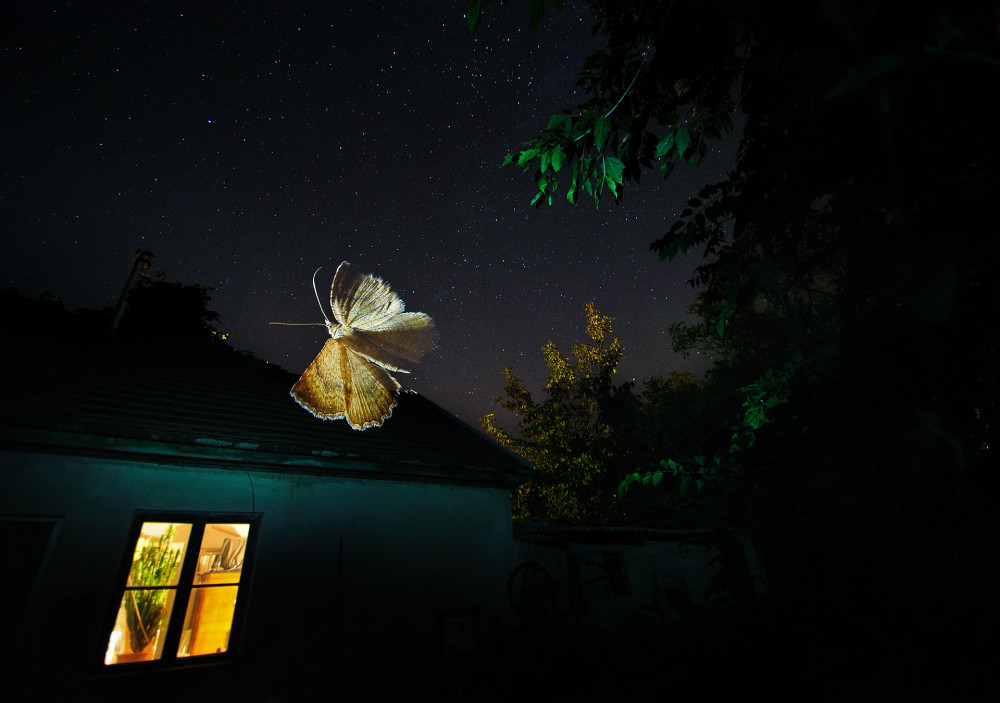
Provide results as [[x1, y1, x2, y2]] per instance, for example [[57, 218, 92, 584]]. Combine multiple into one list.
[[2, 275, 241, 360], [477, 0, 1000, 695]]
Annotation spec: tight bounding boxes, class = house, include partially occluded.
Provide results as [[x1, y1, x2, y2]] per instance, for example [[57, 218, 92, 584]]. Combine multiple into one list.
[[0, 329, 531, 702]]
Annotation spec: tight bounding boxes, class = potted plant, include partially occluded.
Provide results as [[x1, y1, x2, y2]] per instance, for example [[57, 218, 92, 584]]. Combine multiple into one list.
[[123, 525, 181, 659]]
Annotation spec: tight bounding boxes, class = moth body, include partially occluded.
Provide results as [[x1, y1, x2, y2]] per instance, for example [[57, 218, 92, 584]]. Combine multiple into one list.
[[287, 261, 437, 430]]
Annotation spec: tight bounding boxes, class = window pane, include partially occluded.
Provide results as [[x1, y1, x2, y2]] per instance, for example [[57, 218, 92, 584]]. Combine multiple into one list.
[[192, 523, 249, 585], [177, 585, 240, 657], [176, 523, 249, 657], [105, 522, 190, 665], [105, 588, 178, 664], [126, 523, 191, 588]]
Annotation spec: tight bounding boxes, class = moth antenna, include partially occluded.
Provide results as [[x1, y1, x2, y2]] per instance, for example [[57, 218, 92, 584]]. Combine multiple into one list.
[[311, 267, 331, 324], [269, 322, 326, 326]]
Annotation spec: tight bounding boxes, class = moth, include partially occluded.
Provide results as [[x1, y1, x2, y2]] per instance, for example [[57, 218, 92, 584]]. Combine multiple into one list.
[[273, 261, 437, 430]]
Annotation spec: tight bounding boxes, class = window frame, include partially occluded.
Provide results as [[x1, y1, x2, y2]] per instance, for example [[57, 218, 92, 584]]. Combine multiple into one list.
[[95, 510, 260, 673]]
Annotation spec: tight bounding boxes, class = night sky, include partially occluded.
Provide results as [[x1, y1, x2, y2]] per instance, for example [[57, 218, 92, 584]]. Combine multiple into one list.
[[2, 1, 733, 428]]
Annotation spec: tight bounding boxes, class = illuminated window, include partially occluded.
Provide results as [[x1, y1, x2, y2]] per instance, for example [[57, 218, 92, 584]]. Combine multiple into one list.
[[102, 513, 257, 667]]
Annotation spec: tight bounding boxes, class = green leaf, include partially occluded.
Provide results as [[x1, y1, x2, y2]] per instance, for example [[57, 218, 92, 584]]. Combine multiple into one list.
[[551, 145, 566, 172], [467, 0, 481, 33], [659, 239, 679, 261], [547, 113, 569, 131], [501, 153, 514, 167], [661, 458, 683, 474], [684, 142, 702, 165], [605, 177, 618, 198], [651, 470, 663, 487], [530, 185, 545, 207], [529, 0, 544, 28], [594, 114, 611, 150], [680, 475, 692, 495], [517, 148, 540, 168], [655, 132, 675, 158], [617, 481, 627, 499], [540, 149, 551, 173], [603, 156, 624, 184], [674, 128, 691, 157], [642, 473, 652, 487]]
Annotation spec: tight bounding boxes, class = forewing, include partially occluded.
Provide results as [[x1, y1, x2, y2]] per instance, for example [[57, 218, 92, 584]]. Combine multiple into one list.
[[290, 338, 402, 430], [346, 312, 438, 372], [330, 261, 404, 331]]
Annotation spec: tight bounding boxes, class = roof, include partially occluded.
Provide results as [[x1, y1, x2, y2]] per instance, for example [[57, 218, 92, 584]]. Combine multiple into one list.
[[0, 336, 532, 488]]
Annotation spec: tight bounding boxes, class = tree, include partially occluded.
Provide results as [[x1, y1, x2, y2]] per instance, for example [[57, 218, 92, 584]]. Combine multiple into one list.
[[482, 303, 732, 528], [474, 1, 1000, 693], [481, 302, 624, 523], [116, 276, 225, 347], [474, 0, 1000, 497], [2, 274, 236, 356]]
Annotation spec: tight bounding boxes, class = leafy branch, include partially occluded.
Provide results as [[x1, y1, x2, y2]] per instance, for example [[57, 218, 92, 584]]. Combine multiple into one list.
[[618, 352, 819, 498], [650, 177, 740, 261], [467, 0, 564, 34]]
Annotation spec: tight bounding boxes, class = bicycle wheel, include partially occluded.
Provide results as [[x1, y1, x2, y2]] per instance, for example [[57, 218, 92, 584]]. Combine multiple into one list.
[[506, 561, 556, 620]]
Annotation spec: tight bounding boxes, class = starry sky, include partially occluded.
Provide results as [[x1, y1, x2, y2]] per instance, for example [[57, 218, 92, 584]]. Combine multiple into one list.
[[2, 1, 733, 428]]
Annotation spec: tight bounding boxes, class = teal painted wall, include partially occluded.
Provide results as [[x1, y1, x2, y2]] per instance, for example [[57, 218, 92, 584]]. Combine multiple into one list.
[[0, 449, 519, 701]]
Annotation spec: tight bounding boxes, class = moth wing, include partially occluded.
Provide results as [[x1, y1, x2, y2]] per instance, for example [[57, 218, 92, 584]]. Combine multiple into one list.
[[330, 261, 404, 331], [290, 338, 401, 430], [346, 312, 438, 372], [342, 349, 402, 430], [291, 339, 347, 421]]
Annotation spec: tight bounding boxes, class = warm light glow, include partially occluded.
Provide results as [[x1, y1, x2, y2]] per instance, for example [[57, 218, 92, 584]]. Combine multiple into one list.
[[177, 523, 248, 657], [106, 521, 250, 665], [106, 522, 191, 664]]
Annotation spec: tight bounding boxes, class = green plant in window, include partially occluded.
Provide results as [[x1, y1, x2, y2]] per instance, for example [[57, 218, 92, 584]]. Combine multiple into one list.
[[126, 525, 181, 654]]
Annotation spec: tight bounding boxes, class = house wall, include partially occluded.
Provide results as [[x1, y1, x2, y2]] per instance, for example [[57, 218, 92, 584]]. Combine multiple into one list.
[[511, 538, 727, 637], [0, 449, 520, 702]]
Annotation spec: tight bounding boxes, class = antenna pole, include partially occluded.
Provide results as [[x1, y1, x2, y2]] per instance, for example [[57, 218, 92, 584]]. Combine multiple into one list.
[[111, 249, 154, 331]]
